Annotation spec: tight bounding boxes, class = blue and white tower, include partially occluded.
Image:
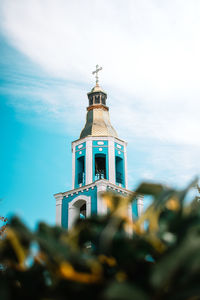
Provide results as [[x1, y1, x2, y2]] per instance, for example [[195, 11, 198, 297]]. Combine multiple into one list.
[[54, 66, 143, 229]]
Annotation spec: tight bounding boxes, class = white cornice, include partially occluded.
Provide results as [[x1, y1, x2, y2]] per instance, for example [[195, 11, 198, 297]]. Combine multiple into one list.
[[72, 136, 127, 146], [54, 179, 136, 200]]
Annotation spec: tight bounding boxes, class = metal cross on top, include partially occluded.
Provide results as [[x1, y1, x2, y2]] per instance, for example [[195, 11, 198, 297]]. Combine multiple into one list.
[[92, 64, 102, 86]]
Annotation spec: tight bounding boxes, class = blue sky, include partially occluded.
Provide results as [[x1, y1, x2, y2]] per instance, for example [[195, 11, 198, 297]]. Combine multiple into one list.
[[0, 0, 200, 228]]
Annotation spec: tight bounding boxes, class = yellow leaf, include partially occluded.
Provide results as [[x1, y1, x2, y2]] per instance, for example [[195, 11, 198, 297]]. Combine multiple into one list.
[[166, 197, 180, 211], [59, 261, 102, 284], [116, 271, 127, 282], [103, 193, 131, 219], [98, 255, 117, 267], [133, 205, 161, 235], [6, 228, 26, 270]]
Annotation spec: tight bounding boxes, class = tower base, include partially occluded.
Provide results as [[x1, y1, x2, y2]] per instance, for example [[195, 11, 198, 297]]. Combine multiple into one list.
[[54, 179, 143, 229]]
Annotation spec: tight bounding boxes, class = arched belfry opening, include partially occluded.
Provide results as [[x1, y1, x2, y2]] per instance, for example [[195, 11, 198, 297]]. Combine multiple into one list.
[[68, 196, 91, 228], [95, 154, 107, 180], [77, 156, 85, 186], [115, 156, 124, 185]]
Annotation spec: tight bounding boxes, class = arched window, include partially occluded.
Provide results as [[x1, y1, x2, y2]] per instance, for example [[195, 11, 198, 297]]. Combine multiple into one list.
[[115, 156, 124, 185], [95, 95, 100, 104], [95, 154, 106, 180], [89, 96, 93, 106], [77, 156, 85, 186], [68, 196, 91, 228], [101, 95, 106, 105]]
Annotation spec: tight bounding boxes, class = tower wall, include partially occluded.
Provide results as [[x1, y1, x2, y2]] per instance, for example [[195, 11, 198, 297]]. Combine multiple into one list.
[[72, 136, 127, 189]]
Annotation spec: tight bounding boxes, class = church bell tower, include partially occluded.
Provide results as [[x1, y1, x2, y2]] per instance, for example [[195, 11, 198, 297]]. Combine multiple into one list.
[[54, 65, 143, 229]]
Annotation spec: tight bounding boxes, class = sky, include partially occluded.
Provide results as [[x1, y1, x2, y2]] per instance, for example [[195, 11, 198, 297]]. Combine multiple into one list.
[[0, 0, 200, 228]]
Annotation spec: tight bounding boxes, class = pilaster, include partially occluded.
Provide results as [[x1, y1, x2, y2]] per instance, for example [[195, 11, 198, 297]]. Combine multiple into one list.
[[96, 181, 107, 215], [72, 143, 75, 189], [124, 143, 128, 189], [108, 137, 115, 184], [86, 139, 93, 184], [55, 194, 63, 225]]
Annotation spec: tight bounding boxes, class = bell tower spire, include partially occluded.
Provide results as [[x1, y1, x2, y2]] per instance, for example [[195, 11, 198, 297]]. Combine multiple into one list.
[[54, 66, 144, 230], [80, 65, 117, 139]]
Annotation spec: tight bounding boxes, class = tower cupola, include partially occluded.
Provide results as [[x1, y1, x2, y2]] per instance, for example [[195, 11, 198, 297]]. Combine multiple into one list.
[[87, 84, 108, 109], [80, 65, 118, 139]]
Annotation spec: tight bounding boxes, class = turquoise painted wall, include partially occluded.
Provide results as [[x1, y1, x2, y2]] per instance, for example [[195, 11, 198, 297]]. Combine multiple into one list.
[[61, 186, 97, 229], [132, 201, 138, 219]]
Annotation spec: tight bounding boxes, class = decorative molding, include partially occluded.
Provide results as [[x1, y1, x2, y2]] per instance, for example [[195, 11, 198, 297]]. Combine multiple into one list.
[[54, 178, 133, 200], [54, 193, 63, 202], [87, 104, 108, 111], [108, 138, 115, 184], [72, 136, 127, 147], [86, 139, 93, 185], [124, 143, 128, 189], [72, 143, 75, 189]]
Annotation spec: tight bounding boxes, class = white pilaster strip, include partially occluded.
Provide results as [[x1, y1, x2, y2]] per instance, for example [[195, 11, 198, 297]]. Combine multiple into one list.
[[108, 138, 115, 184], [68, 207, 79, 229], [55, 194, 63, 226], [124, 143, 128, 189], [137, 195, 144, 217], [97, 182, 107, 215], [86, 139, 93, 185], [72, 143, 75, 189]]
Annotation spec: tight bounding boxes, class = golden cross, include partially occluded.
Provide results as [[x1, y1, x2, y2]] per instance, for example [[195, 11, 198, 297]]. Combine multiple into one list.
[[92, 64, 102, 86]]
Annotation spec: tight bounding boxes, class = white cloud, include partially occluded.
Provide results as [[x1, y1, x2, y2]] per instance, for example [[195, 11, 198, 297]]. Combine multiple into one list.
[[0, 0, 200, 185]]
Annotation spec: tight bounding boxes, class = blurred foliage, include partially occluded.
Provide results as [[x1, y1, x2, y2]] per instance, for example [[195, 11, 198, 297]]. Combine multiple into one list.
[[0, 217, 8, 237], [1, 179, 200, 300]]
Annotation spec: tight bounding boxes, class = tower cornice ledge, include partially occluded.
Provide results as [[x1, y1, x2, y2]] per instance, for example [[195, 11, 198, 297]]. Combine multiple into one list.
[[54, 179, 136, 200], [87, 104, 109, 111], [72, 136, 127, 147]]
